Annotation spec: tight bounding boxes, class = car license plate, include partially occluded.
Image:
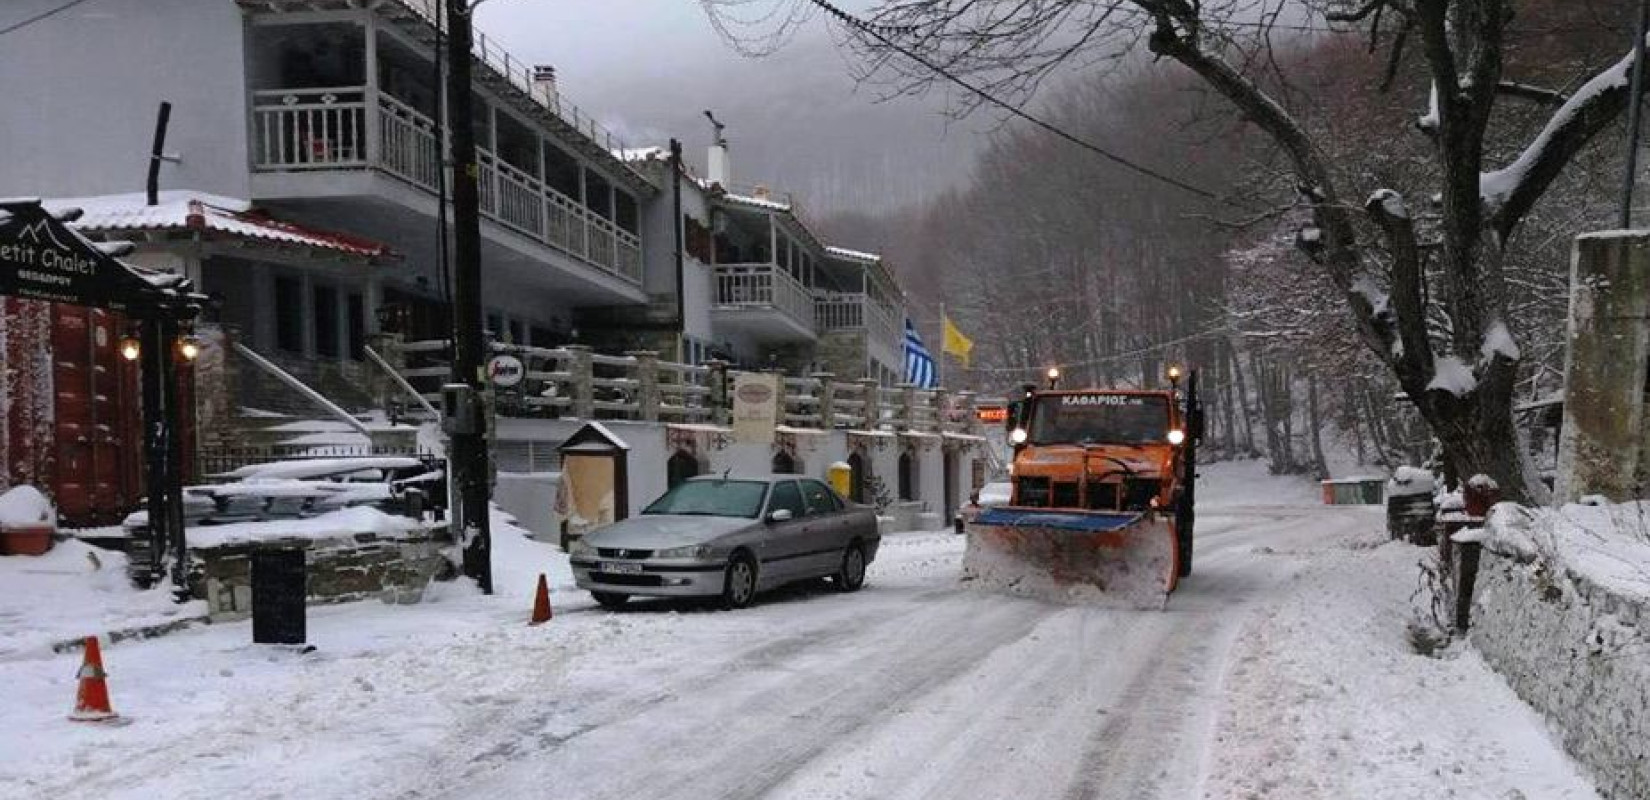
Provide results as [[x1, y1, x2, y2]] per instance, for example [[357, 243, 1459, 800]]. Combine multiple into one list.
[[602, 562, 643, 574]]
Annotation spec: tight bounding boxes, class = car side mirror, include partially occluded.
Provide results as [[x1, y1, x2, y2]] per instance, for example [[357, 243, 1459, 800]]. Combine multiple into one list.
[[767, 509, 793, 523]]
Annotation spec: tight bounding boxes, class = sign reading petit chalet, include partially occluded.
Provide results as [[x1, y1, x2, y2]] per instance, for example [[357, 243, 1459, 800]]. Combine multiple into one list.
[[0, 200, 173, 311]]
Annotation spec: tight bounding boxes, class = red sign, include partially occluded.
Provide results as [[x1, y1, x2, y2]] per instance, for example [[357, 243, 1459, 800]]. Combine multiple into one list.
[[977, 406, 1008, 423]]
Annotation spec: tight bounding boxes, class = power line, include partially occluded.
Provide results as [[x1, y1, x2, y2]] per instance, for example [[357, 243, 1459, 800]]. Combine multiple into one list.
[[969, 322, 1237, 375], [0, 0, 101, 38], [805, 0, 1242, 208]]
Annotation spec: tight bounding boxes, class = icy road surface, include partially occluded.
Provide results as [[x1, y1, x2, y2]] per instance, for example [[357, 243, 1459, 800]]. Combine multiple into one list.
[[2, 462, 1599, 800]]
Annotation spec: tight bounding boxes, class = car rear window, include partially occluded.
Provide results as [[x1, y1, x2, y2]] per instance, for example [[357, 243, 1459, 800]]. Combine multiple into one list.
[[643, 480, 769, 519]]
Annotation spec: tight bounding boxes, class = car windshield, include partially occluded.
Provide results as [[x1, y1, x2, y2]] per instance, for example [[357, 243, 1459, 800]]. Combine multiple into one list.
[[1028, 394, 1170, 445], [642, 480, 769, 519]]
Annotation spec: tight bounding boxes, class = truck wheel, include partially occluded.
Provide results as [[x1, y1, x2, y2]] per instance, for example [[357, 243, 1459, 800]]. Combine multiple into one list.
[[721, 553, 758, 609], [832, 542, 867, 592], [591, 591, 629, 610]]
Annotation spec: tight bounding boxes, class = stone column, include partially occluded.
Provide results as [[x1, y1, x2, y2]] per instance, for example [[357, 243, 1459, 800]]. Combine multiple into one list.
[[899, 383, 917, 431], [957, 391, 978, 435], [629, 350, 660, 422], [932, 388, 950, 434], [566, 345, 595, 420], [858, 378, 881, 430], [813, 372, 836, 430], [1556, 231, 1650, 503]]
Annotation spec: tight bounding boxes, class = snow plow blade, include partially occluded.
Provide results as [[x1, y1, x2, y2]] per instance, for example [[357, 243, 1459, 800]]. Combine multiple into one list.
[[961, 507, 1179, 607]]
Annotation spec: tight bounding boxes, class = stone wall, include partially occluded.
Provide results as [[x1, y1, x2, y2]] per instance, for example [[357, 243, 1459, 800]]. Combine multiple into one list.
[[1471, 546, 1650, 799], [190, 529, 450, 621]]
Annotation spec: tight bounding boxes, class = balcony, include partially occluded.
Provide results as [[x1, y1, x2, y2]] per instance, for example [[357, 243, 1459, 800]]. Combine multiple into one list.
[[249, 87, 642, 286], [711, 264, 817, 341], [816, 291, 903, 364]]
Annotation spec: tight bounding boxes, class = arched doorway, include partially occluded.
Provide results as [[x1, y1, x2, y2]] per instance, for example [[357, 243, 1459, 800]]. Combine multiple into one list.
[[667, 450, 700, 488], [771, 449, 799, 474], [847, 451, 868, 504], [897, 450, 916, 501]]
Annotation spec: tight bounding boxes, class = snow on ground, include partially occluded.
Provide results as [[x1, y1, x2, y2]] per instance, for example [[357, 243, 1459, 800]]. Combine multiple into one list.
[[0, 462, 1603, 799], [0, 540, 205, 660]]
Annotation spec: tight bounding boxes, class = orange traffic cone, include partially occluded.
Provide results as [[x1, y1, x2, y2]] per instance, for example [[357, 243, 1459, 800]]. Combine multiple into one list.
[[69, 636, 118, 722], [529, 573, 553, 625]]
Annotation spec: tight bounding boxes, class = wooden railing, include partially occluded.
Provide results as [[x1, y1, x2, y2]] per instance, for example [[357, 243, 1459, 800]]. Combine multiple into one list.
[[251, 87, 642, 286], [713, 264, 816, 333], [381, 337, 980, 434], [816, 292, 901, 353]]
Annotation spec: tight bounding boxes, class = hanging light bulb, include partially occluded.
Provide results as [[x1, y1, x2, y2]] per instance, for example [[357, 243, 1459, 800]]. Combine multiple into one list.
[[176, 336, 201, 362], [119, 334, 141, 362]]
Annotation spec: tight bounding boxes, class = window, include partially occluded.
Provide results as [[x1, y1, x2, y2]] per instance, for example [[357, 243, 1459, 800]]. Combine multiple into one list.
[[643, 479, 768, 519], [274, 276, 303, 353], [615, 191, 638, 234], [801, 480, 841, 515], [507, 319, 524, 345], [772, 450, 798, 474], [346, 293, 365, 360], [767, 480, 806, 519], [313, 284, 339, 358], [487, 313, 504, 339], [584, 169, 612, 219], [543, 142, 580, 199], [898, 451, 916, 501], [666, 451, 699, 489]]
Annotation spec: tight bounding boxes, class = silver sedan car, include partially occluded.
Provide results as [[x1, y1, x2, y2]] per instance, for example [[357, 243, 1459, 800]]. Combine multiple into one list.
[[569, 475, 881, 609]]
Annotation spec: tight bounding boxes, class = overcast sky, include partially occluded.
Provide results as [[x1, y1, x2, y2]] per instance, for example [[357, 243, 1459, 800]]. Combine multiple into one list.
[[473, 0, 988, 213]]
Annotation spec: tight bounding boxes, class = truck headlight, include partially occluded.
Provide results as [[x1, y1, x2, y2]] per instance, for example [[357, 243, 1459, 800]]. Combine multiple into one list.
[[1167, 429, 1186, 445], [1009, 427, 1028, 445], [655, 544, 712, 559]]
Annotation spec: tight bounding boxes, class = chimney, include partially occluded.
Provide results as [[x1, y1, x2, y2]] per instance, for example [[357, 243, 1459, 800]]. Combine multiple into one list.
[[704, 109, 730, 188], [531, 65, 558, 100]]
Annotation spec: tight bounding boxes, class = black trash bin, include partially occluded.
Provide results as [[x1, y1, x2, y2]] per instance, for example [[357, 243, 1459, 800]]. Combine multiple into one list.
[[251, 548, 307, 645], [1387, 493, 1437, 545]]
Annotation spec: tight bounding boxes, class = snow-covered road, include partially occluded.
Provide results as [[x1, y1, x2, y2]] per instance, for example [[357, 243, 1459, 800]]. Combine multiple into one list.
[[0, 464, 1601, 799]]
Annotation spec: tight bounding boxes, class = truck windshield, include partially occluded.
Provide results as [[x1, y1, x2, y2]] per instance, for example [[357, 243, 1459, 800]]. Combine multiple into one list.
[[642, 480, 770, 519], [1028, 394, 1170, 445]]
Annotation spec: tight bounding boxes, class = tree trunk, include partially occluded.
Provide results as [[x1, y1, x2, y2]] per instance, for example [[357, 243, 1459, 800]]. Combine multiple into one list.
[[1307, 376, 1329, 479]]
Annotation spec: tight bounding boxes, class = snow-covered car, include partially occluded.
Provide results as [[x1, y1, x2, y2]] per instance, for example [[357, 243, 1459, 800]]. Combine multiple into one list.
[[569, 475, 881, 609]]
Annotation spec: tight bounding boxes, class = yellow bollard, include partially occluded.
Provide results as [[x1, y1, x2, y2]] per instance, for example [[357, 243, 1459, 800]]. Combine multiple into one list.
[[827, 461, 852, 498]]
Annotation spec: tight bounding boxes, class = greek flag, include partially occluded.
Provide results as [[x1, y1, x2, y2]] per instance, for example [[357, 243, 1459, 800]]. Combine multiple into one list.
[[904, 318, 938, 388]]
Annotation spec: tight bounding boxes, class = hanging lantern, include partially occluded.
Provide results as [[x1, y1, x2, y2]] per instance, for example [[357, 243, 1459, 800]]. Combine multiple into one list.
[[119, 333, 141, 362]]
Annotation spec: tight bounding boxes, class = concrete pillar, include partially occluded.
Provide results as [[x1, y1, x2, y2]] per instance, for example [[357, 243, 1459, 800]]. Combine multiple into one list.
[[812, 372, 835, 430], [629, 350, 660, 422], [858, 378, 880, 430], [899, 383, 917, 431], [932, 388, 950, 433], [957, 391, 978, 435], [566, 345, 594, 419], [1555, 231, 1650, 503]]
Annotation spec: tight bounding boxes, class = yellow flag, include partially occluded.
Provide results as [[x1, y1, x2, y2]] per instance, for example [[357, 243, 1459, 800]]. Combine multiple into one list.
[[942, 314, 974, 368]]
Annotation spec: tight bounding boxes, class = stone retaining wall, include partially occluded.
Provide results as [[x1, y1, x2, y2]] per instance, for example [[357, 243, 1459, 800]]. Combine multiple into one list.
[[1471, 547, 1650, 799], [190, 529, 450, 621]]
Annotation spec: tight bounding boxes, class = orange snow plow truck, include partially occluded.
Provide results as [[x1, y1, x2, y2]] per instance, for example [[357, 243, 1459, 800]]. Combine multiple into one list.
[[962, 368, 1204, 604]]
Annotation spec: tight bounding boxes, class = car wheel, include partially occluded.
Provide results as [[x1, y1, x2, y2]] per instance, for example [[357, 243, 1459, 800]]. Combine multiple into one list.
[[832, 541, 867, 592], [591, 591, 629, 610], [721, 553, 758, 609]]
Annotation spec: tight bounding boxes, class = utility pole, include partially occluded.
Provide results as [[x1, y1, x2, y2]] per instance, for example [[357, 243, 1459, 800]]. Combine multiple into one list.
[[1621, 0, 1650, 228], [444, 0, 492, 593]]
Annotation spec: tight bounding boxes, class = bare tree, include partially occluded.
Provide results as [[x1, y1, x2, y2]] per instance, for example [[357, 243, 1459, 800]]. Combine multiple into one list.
[[816, 0, 1643, 502]]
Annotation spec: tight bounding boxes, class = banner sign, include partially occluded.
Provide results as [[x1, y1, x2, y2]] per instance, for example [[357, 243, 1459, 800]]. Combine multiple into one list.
[[0, 200, 180, 312], [732, 372, 780, 444]]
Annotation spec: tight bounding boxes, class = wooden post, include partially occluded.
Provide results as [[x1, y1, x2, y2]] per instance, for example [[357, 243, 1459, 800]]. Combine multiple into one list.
[[1453, 541, 1483, 633], [566, 345, 594, 419], [629, 350, 660, 422], [813, 372, 835, 430], [858, 378, 880, 430]]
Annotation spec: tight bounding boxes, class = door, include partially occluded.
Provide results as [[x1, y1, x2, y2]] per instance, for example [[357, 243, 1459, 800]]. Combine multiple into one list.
[[758, 479, 812, 583], [800, 478, 850, 576]]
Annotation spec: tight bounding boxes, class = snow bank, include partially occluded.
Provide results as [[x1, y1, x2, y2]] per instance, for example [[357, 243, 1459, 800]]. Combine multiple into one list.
[[0, 539, 204, 659], [0, 485, 54, 527]]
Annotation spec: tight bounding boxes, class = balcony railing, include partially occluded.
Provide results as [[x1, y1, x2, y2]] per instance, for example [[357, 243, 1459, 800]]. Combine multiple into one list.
[[251, 87, 642, 285], [713, 264, 816, 333], [816, 292, 901, 352]]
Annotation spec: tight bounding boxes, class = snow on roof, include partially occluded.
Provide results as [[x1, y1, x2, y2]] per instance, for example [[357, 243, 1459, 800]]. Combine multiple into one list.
[[220, 457, 424, 481], [185, 506, 431, 549], [774, 424, 828, 435], [613, 146, 669, 162], [825, 245, 882, 264], [719, 192, 791, 213], [48, 191, 397, 260], [667, 423, 733, 435]]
